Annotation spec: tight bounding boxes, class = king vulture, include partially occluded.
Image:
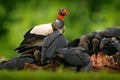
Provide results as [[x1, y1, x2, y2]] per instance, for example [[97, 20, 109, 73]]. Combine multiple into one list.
[[15, 8, 68, 54]]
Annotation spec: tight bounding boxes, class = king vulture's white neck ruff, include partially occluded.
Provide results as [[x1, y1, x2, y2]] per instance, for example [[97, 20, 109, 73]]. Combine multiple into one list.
[[30, 23, 53, 36]]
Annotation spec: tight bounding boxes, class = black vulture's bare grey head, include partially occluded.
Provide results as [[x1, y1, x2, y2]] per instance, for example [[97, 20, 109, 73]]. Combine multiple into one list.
[[92, 38, 99, 51], [100, 37, 110, 50]]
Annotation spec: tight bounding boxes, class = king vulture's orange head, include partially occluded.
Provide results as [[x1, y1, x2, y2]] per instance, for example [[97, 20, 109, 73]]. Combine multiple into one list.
[[58, 8, 68, 16]]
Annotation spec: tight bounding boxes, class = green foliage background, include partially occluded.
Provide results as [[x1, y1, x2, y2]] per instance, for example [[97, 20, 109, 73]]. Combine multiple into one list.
[[0, 0, 120, 59]]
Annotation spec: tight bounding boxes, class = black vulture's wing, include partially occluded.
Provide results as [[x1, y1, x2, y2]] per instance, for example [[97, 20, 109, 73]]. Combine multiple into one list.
[[0, 54, 34, 70], [56, 47, 91, 67], [94, 28, 120, 40], [66, 38, 80, 48], [41, 31, 66, 62]]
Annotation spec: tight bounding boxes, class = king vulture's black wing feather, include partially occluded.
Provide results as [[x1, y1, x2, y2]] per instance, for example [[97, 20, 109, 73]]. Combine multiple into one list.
[[15, 28, 46, 53]]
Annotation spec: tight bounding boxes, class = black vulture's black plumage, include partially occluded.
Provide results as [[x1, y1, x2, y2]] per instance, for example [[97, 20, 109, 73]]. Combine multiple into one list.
[[94, 28, 120, 40], [66, 38, 80, 48], [0, 54, 34, 70], [56, 47, 92, 71], [40, 30, 92, 71], [79, 32, 97, 55], [40, 30, 66, 63], [92, 28, 120, 53], [100, 37, 119, 55]]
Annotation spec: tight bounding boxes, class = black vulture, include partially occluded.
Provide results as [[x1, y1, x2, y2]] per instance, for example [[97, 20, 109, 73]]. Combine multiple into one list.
[[40, 30, 66, 65], [66, 32, 97, 56], [0, 54, 35, 70], [56, 47, 92, 71], [100, 37, 120, 66], [79, 32, 97, 55], [100, 37, 119, 56], [15, 8, 68, 54], [92, 27, 120, 53], [110, 37, 120, 52]]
